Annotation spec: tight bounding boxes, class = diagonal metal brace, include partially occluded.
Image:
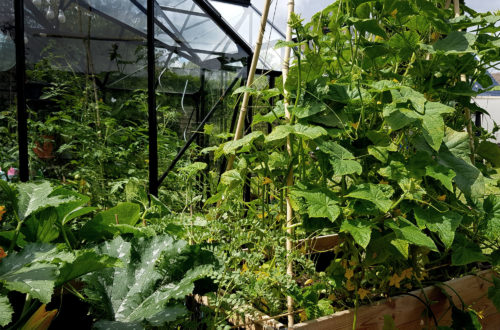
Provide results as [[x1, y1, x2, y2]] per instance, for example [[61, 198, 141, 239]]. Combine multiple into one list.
[[157, 68, 244, 187]]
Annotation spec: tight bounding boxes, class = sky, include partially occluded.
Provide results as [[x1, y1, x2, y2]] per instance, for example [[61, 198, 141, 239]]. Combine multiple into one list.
[[250, 0, 500, 31], [466, 0, 500, 12]]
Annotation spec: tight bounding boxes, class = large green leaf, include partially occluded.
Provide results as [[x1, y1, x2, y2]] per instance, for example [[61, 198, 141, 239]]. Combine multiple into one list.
[[290, 188, 340, 222], [421, 102, 454, 151], [292, 103, 326, 119], [481, 195, 500, 241], [383, 105, 420, 130], [318, 141, 362, 176], [23, 207, 60, 243], [414, 208, 462, 249], [425, 163, 456, 192], [292, 124, 328, 140], [431, 31, 477, 54], [265, 124, 295, 142], [340, 219, 372, 249], [488, 276, 500, 313], [350, 18, 387, 38], [378, 161, 409, 181], [265, 124, 327, 143], [0, 243, 61, 303], [80, 203, 141, 241], [386, 217, 437, 251], [346, 183, 394, 212], [222, 131, 264, 155], [51, 188, 90, 223], [477, 141, 500, 167], [83, 235, 214, 328], [0, 294, 13, 327], [451, 234, 489, 265], [57, 250, 122, 286], [17, 181, 74, 221], [435, 130, 485, 199], [422, 114, 445, 151]]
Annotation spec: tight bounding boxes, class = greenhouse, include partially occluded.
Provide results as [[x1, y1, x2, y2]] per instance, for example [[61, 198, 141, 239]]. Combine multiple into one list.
[[1, 0, 500, 329]]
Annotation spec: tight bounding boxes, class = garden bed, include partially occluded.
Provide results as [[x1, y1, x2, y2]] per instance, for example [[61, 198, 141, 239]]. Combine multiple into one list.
[[235, 269, 498, 329]]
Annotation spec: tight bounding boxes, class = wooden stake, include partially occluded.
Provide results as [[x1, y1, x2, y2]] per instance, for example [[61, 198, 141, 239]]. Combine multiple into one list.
[[283, 0, 295, 327], [453, 0, 476, 164], [225, 0, 273, 172]]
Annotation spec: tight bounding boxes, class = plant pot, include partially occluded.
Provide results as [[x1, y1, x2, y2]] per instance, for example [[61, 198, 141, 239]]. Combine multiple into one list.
[[33, 135, 55, 159]]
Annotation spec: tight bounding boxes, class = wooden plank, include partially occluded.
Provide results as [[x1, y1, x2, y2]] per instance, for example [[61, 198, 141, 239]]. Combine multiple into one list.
[[291, 270, 498, 330], [296, 234, 342, 254]]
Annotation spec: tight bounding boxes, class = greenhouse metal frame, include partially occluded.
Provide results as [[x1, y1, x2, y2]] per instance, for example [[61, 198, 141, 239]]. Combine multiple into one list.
[[9, 0, 283, 196]]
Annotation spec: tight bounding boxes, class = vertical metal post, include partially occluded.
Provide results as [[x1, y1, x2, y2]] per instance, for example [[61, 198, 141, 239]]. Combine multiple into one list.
[[147, 0, 158, 196], [15, 0, 29, 182]]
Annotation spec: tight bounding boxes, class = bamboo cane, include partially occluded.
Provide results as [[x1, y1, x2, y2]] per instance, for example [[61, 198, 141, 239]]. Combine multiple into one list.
[[225, 0, 273, 172], [283, 0, 295, 327], [453, 0, 475, 164]]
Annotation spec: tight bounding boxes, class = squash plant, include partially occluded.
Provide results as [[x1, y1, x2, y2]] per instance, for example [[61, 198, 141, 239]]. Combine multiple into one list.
[[0, 180, 216, 329], [207, 0, 500, 324]]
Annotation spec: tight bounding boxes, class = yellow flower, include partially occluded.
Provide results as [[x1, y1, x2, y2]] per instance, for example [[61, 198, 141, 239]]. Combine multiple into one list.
[[476, 309, 485, 320], [401, 267, 413, 279], [351, 122, 359, 129], [392, 78, 399, 83], [345, 268, 354, 280], [377, 101, 382, 105], [21, 304, 58, 330], [0, 205, 5, 221], [346, 279, 355, 291], [390, 9, 398, 17], [304, 278, 314, 286], [389, 273, 402, 288], [241, 262, 248, 274], [437, 195, 446, 201], [256, 212, 268, 219], [262, 177, 273, 185], [299, 310, 308, 322], [431, 32, 440, 42], [357, 288, 370, 299]]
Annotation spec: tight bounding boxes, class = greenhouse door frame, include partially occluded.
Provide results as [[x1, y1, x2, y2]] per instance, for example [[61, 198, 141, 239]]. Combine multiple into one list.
[[15, 0, 28, 182], [14, 0, 280, 198]]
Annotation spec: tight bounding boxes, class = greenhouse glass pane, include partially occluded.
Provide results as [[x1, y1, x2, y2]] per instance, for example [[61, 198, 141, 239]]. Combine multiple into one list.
[[210, 1, 285, 70], [0, 2, 18, 176], [157, 0, 205, 13]]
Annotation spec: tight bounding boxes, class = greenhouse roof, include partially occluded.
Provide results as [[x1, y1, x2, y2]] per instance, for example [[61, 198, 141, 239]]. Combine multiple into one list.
[[0, 0, 286, 75]]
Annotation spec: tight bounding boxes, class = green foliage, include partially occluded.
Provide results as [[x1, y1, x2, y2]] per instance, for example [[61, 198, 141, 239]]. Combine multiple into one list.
[[200, 0, 500, 325], [488, 277, 500, 313], [0, 294, 13, 327], [0, 243, 120, 304], [83, 235, 214, 328]]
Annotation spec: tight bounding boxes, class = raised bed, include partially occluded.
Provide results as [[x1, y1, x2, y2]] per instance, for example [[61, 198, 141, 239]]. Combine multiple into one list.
[[202, 233, 499, 329], [240, 269, 498, 329]]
